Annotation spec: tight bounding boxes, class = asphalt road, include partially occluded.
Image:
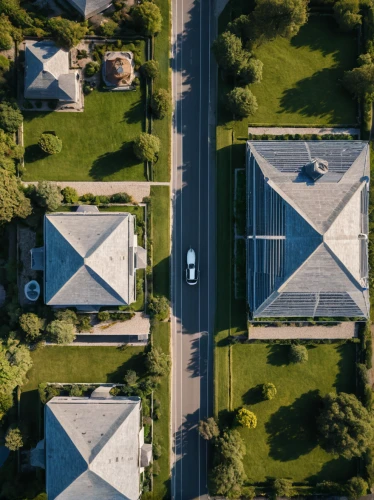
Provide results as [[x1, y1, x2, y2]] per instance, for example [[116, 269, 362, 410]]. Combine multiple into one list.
[[171, 0, 216, 498]]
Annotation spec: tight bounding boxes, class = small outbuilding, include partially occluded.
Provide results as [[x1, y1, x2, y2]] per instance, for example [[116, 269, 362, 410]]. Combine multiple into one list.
[[103, 52, 135, 89]]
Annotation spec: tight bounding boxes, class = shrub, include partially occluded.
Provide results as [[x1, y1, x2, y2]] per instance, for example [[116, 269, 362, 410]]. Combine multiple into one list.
[[0, 55, 10, 71], [0, 101, 23, 133], [36, 181, 63, 211], [236, 408, 257, 428], [225, 87, 258, 118], [98, 311, 110, 321], [148, 295, 169, 321], [272, 478, 294, 498], [289, 344, 308, 363], [132, 2, 162, 35], [124, 369, 138, 387], [5, 428, 23, 451], [69, 385, 83, 397], [198, 417, 220, 440], [80, 192, 95, 203], [85, 61, 100, 77], [212, 31, 245, 75], [239, 58, 263, 85], [77, 315, 92, 333], [133, 133, 160, 162], [345, 476, 368, 499], [146, 347, 171, 376], [61, 186, 79, 204], [100, 19, 118, 37], [152, 461, 160, 476], [151, 89, 170, 119], [46, 320, 76, 344], [0, 32, 12, 51], [334, 0, 361, 31], [54, 309, 78, 324], [141, 60, 160, 79], [262, 382, 277, 400], [83, 82, 93, 95], [19, 313, 44, 341], [242, 486, 256, 499], [110, 192, 132, 203], [38, 133, 62, 155]]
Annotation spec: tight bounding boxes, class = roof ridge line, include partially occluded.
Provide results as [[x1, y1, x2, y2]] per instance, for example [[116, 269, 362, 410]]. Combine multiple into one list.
[[84, 264, 126, 303], [323, 241, 363, 291], [85, 216, 128, 259], [323, 181, 366, 234], [278, 242, 323, 293]]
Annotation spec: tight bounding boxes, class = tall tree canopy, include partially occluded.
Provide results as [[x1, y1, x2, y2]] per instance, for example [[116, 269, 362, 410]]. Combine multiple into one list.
[[0, 337, 32, 395], [132, 2, 162, 35], [343, 62, 374, 98], [48, 17, 87, 49], [0, 170, 31, 224], [212, 31, 246, 75], [333, 0, 361, 31], [318, 392, 374, 459], [252, 0, 308, 42]]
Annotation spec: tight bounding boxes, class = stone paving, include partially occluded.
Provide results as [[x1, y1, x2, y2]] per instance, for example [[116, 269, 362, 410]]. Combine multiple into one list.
[[248, 126, 360, 137], [22, 181, 170, 203], [249, 323, 358, 339]]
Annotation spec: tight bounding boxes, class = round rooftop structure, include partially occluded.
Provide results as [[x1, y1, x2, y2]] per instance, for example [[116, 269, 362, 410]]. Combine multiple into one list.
[[24, 280, 40, 301]]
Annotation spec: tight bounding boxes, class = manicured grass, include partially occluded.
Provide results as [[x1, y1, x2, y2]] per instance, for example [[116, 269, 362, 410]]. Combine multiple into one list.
[[23, 89, 147, 182], [151, 185, 170, 299], [250, 16, 357, 125], [21, 346, 145, 444], [153, 0, 171, 182], [220, 343, 357, 484]]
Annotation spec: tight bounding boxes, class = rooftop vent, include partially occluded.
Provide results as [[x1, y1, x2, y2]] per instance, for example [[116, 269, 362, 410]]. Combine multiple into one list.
[[303, 158, 329, 181], [24, 280, 40, 302]]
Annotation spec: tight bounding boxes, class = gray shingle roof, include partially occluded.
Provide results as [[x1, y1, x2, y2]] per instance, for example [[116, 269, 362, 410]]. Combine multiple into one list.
[[44, 212, 138, 307], [45, 396, 141, 500], [66, 0, 112, 18], [24, 41, 78, 101], [247, 141, 370, 318]]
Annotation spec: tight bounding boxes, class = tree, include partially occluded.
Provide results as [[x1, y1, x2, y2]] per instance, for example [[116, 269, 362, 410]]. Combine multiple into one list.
[[54, 309, 78, 324], [132, 2, 162, 35], [0, 391, 13, 421], [242, 486, 256, 500], [212, 430, 246, 496], [236, 408, 257, 428], [272, 478, 294, 498], [218, 430, 246, 462], [263, 382, 277, 400], [146, 347, 171, 376], [38, 133, 62, 155], [5, 428, 23, 451], [318, 392, 374, 459], [141, 60, 160, 80], [36, 181, 63, 211], [0, 170, 31, 224], [0, 337, 32, 395], [198, 417, 220, 440], [100, 18, 118, 37], [253, 0, 308, 42], [19, 313, 44, 341], [148, 295, 169, 320], [225, 87, 258, 118], [0, 31, 12, 51], [46, 320, 76, 344], [0, 101, 23, 133], [61, 186, 79, 204], [151, 89, 170, 119], [133, 133, 160, 162], [345, 477, 368, 500], [0, 129, 24, 160], [343, 63, 374, 98], [333, 0, 361, 31], [48, 17, 87, 49], [124, 369, 138, 387], [85, 61, 100, 77], [239, 58, 263, 85], [212, 31, 245, 75], [289, 344, 308, 363], [227, 15, 253, 42]]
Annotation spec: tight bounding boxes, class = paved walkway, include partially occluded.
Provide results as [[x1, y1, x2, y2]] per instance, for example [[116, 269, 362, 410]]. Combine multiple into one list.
[[22, 181, 170, 203], [249, 323, 358, 339], [89, 312, 150, 335], [248, 126, 360, 137]]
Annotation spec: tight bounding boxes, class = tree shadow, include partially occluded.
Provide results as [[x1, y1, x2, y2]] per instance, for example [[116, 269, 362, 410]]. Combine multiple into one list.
[[107, 350, 146, 381], [123, 98, 145, 125], [265, 390, 321, 461], [242, 384, 263, 405], [24, 144, 48, 164], [306, 455, 357, 485], [218, 408, 237, 429], [278, 67, 354, 123], [334, 343, 356, 394], [266, 344, 289, 366], [89, 142, 142, 180]]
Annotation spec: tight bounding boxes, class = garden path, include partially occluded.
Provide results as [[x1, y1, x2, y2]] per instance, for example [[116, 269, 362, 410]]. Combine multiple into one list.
[[248, 126, 360, 136], [248, 323, 357, 339]]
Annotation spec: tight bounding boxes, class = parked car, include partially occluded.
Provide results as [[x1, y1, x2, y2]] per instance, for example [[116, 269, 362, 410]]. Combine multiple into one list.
[[186, 248, 198, 285]]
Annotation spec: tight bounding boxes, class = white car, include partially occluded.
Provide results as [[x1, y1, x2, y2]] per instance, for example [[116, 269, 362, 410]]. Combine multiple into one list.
[[186, 248, 198, 285]]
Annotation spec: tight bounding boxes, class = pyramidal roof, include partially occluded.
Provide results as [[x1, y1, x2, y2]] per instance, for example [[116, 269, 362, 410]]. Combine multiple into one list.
[[45, 397, 141, 500], [24, 41, 78, 102], [44, 212, 136, 307], [246, 140, 370, 318], [66, 0, 112, 18]]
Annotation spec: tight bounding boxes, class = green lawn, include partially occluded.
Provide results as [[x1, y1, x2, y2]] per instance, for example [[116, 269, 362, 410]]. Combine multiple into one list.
[[21, 346, 145, 444], [221, 343, 357, 484], [250, 16, 357, 125], [151, 186, 170, 299], [23, 88, 147, 182]]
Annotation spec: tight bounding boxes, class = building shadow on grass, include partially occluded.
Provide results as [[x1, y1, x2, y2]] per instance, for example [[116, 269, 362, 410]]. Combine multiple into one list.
[[278, 67, 354, 123], [265, 390, 320, 461], [242, 384, 264, 405], [334, 343, 357, 394], [266, 344, 289, 366], [89, 142, 143, 180]]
